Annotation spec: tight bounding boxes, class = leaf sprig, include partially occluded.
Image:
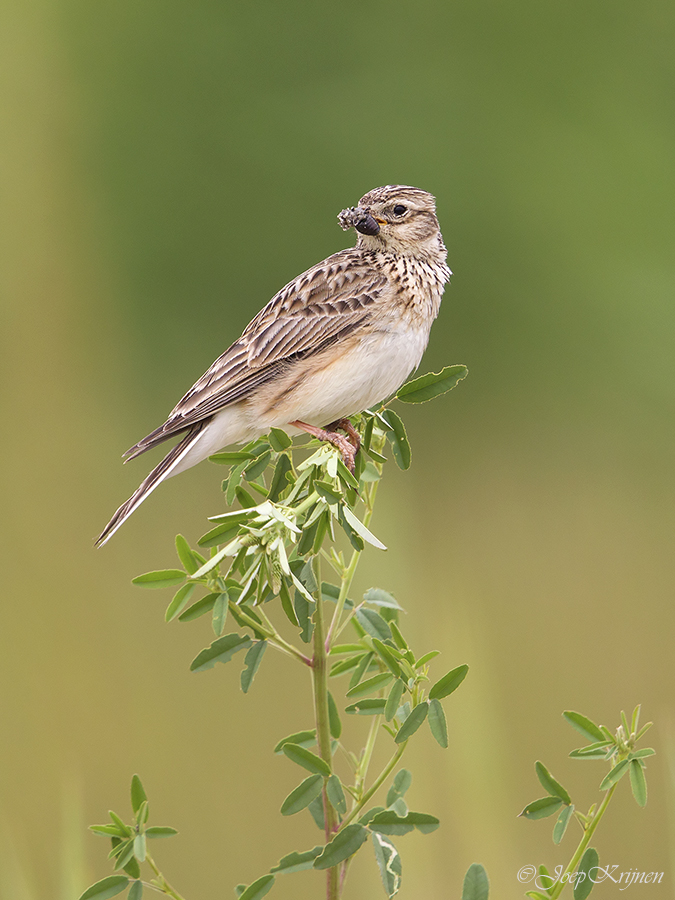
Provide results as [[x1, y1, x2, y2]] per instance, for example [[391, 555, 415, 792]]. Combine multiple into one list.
[[519, 706, 655, 900], [86, 368, 474, 900]]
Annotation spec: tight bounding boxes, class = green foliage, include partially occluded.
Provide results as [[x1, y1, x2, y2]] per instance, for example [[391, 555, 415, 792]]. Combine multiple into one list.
[[85, 376, 483, 898], [462, 864, 490, 900], [83, 776, 180, 900], [520, 705, 655, 898]]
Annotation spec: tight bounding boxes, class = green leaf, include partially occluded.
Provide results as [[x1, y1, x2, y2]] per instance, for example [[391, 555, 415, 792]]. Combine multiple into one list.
[[428, 664, 469, 700], [198, 522, 240, 549], [281, 774, 324, 816], [133, 832, 146, 862], [395, 701, 429, 743], [414, 650, 440, 668], [336, 506, 364, 551], [599, 759, 630, 791], [273, 730, 316, 754], [384, 680, 405, 722], [294, 589, 314, 644], [358, 805, 385, 825], [282, 743, 331, 776], [574, 848, 598, 900], [363, 588, 403, 610], [386, 770, 412, 807], [355, 608, 392, 641], [165, 583, 196, 623], [270, 846, 322, 874], [90, 824, 127, 838], [315, 480, 342, 504], [268, 454, 293, 502], [372, 639, 402, 677], [348, 652, 374, 688], [345, 698, 387, 716], [209, 450, 255, 464], [77, 876, 129, 900], [238, 874, 275, 900], [371, 833, 402, 898], [175, 534, 199, 574], [241, 640, 267, 693], [122, 856, 141, 880], [563, 711, 606, 743], [330, 655, 364, 677], [519, 797, 564, 820], [278, 579, 299, 626], [134, 800, 149, 826], [234, 484, 256, 507], [428, 699, 448, 748], [268, 427, 292, 451], [128, 882, 143, 900], [359, 461, 381, 482], [307, 795, 325, 830], [346, 671, 393, 699], [553, 804, 574, 844], [211, 591, 228, 636], [629, 747, 655, 759], [178, 592, 219, 622], [341, 505, 387, 550], [314, 824, 369, 869], [397, 364, 468, 404], [224, 460, 246, 502], [381, 409, 411, 469], [327, 691, 342, 739], [327, 775, 347, 816], [108, 810, 131, 835], [369, 810, 440, 835], [535, 761, 571, 804], [568, 745, 613, 760], [336, 457, 359, 488], [130, 775, 147, 815], [629, 759, 647, 806], [389, 622, 408, 651], [190, 633, 252, 672], [113, 838, 137, 870], [132, 570, 185, 589], [243, 451, 272, 482], [145, 826, 178, 837], [461, 863, 489, 900]]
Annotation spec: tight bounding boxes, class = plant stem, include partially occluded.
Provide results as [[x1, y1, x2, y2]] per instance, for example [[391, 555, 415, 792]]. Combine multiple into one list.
[[325, 479, 380, 649], [340, 742, 407, 830], [354, 714, 380, 798], [311, 564, 340, 900], [253, 605, 313, 665], [145, 851, 187, 900], [228, 601, 311, 665], [548, 784, 618, 899]]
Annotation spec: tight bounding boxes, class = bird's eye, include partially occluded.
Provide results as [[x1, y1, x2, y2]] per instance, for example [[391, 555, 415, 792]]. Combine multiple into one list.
[[393, 204, 407, 216]]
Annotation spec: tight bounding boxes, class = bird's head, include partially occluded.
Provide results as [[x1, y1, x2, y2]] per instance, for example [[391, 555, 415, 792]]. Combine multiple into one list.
[[338, 185, 445, 258]]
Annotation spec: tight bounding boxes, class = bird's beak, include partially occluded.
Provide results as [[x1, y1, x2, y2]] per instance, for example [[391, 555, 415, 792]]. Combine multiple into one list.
[[354, 211, 381, 236], [338, 206, 381, 236]]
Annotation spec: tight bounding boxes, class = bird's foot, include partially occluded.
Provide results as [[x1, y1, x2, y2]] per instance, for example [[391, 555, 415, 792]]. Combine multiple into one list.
[[327, 417, 361, 454], [291, 420, 357, 474]]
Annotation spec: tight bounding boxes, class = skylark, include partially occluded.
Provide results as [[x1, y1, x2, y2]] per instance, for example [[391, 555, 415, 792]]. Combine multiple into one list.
[[96, 185, 451, 546]]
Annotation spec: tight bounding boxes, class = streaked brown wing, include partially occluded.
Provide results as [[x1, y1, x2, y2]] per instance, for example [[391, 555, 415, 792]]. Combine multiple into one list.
[[126, 249, 386, 456]]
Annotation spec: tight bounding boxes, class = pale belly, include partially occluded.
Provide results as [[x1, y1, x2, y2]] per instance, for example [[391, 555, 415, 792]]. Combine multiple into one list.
[[171, 323, 431, 474], [259, 324, 430, 427]]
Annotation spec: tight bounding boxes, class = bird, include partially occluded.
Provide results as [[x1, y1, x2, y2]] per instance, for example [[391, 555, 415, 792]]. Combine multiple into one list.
[[96, 185, 451, 546]]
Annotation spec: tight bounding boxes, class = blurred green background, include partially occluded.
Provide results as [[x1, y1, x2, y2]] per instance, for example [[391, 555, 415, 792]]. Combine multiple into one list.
[[1, 0, 674, 897]]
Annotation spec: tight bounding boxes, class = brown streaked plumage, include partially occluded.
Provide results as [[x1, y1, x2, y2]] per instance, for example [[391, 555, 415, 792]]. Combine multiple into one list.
[[96, 185, 451, 546]]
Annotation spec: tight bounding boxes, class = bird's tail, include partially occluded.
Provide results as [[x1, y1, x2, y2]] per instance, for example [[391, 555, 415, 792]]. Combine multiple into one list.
[[95, 423, 206, 547]]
